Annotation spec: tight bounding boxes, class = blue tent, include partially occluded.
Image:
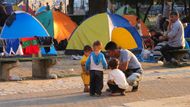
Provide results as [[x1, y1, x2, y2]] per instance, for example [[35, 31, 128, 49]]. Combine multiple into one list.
[[185, 24, 190, 38], [0, 11, 57, 55], [184, 24, 190, 46]]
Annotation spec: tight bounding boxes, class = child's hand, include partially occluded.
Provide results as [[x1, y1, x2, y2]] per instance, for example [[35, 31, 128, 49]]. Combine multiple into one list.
[[86, 70, 90, 74], [86, 72, 90, 75]]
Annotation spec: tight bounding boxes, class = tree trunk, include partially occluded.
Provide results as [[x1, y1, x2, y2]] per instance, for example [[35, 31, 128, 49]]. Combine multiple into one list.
[[143, 0, 153, 22], [89, 0, 107, 16], [171, 0, 174, 11], [136, 0, 140, 17], [68, 0, 74, 14], [183, 0, 187, 16], [161, 0, 165, 14], [189, 0, 190, 14]]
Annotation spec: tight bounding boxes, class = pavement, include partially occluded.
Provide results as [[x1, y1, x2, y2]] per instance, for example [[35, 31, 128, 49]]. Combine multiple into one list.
[[0, 66, 190, 107]]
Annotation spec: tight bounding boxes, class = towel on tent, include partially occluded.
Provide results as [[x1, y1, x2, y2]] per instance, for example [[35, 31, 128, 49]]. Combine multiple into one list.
[[21, 37, 40, 55], [5, 39, 23, 55], [36, 36, 53, 54]]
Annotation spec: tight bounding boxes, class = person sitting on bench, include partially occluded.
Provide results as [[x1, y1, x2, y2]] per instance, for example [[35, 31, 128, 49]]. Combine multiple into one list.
[[160, 11, 185, 64]]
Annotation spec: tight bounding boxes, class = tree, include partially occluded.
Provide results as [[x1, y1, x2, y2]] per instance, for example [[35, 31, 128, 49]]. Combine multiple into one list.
[[143, 0, 153, 22], [68, 0, 74, 14], [88, 0, 107, 16]]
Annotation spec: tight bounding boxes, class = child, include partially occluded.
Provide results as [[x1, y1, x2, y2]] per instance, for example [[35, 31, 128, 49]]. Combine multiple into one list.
[[107, 58, 129, 96], [86, 41, 108, 96], [80, 45, 92, 92]]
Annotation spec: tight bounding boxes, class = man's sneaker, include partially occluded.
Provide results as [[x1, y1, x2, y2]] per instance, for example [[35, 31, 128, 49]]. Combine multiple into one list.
[[132, 85, 139, 92], [90, 94, 95, 96], [106, 88, 111, 92], [171, 58, 179, 66], [96, 93, 101, 97]]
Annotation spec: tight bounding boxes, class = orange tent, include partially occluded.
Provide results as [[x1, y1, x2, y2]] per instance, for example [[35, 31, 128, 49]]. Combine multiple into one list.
[[36, 10, 77, 43], [123, 15, 150, 36]]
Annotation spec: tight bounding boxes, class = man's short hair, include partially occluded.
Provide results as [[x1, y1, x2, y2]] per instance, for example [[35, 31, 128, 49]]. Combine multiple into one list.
[[108, 58, 119, 69], [170, 11, 179, 17], [105, 41, 118, 50]]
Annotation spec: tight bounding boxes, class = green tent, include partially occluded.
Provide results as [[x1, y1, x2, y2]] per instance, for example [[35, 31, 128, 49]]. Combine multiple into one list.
[[115, 6, 145, 20], [66, 13, 143, 55]]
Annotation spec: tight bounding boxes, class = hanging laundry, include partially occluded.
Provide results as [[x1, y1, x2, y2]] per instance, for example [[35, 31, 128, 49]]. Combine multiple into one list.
[[16, 44, 24, 55], [36, 36, 53, 54], [0, 39, 6, 53], [5, 39, 21, 55], [21, 37, 40, 55]]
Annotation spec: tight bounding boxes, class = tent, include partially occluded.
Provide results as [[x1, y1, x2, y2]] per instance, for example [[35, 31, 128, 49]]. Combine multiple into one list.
[[185, 24, 190, 45], [66, 13, 143, 54], [0, 11, 57, 55], [115, 6, 144, 19], [123, 15, 150, 36], [115, 6, 136, 16], [19, 4, 35, 15], [35, 6, 46, 15], [36, 10, 77, 43]]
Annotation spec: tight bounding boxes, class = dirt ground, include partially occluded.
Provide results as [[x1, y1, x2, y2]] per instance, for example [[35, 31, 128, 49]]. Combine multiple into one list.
[[9, 55, 164, 79]]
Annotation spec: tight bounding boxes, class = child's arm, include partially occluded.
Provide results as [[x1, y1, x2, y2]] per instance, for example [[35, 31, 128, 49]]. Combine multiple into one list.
[[108, 73, 115, 84], [85, 55, 91, 72], [101, 53, 108, 69], [107, 80, 115, 85], [81, 64, 86, 71]]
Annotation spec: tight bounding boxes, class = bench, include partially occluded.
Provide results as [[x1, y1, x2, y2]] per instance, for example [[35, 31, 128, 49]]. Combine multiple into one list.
[[0, 55, 61, 81]]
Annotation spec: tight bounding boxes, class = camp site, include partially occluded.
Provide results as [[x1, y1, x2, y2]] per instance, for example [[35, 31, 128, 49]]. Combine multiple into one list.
[[0, 0, 190, 107]]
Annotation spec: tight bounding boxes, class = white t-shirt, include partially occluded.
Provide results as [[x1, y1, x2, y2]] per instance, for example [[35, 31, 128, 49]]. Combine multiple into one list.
[[90, 56, 103, 71], [108, 69, 129, 89]]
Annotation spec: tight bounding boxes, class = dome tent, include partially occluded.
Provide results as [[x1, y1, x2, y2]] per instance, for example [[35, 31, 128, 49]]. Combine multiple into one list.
[[66, 13, 143, 55], [0, 11, 57, 55], [185, 24, 190, 45], [35, 6, 46, 15], [115, 6, 144, 19], [36, 10, 77, 43], [123, 15, 150, 36]]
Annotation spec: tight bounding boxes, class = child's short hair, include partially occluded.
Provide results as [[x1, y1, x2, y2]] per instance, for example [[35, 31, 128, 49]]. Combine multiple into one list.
[[108, 58, 119, 69], [93, 40, 102, 50], [83, 45, 92, 52]]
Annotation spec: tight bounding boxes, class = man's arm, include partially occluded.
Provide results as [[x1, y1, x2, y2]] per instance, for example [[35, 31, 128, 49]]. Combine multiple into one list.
[[119, 61, 129, 71], [167, 23, 179, 39]]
